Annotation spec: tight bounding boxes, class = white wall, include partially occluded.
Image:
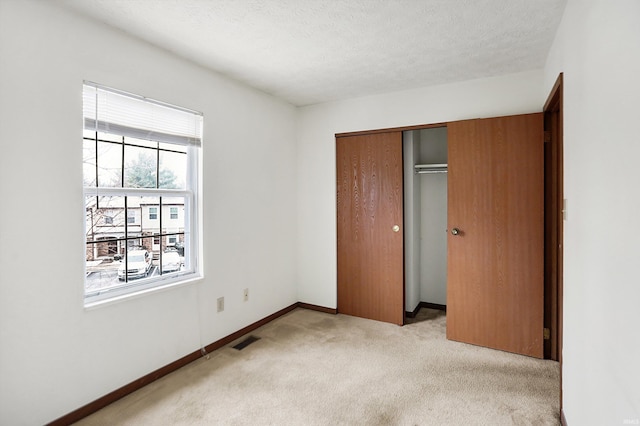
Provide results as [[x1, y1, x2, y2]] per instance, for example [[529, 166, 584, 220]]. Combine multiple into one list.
[[543, 0, 640, 424], [296, 70, 545, 308], [0, 1, 297, 424], [418, 128, 448, 306], [404, 128, 448, 309], [403, 131, 421, 312]]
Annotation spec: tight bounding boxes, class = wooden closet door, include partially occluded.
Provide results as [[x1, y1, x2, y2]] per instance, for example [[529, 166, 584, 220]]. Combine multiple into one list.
[[447, 113, 544, 358], [336, 132, 404, 325]]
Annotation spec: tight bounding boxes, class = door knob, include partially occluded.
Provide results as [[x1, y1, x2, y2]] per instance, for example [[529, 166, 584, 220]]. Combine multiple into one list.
[[392, 225, 400, 233], [451, 228, 461, 235]]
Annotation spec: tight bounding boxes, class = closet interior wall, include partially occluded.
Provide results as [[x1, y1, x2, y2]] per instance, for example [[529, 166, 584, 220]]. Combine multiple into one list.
[[403, 128, 448, 313]]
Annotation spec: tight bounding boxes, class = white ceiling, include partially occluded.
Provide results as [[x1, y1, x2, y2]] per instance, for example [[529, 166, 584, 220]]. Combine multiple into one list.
[[56, 0, 567, 106]]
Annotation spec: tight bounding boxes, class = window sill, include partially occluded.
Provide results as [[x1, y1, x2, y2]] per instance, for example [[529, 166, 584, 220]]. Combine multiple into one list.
[[83, 273, 203, 310]]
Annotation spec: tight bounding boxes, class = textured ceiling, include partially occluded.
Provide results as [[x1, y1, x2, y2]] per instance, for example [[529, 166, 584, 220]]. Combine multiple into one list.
[[55, 0, 567, 106]]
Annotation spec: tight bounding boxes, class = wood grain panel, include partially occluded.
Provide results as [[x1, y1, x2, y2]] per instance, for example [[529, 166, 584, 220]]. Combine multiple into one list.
[[447, 113, 544, 358], [336, 132, 404, 325]]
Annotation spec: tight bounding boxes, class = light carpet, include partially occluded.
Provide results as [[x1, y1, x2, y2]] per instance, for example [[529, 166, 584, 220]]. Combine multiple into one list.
[[75, 308, 560, 425]]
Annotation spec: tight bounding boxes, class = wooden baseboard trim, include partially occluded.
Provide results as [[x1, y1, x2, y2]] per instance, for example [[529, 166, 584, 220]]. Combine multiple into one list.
[[420, 301, 447, 312], [297, 302, 337, 314], [47, 302, 299, 426], [405, 303, 422, 318], [561, 409, 568, 426], [48, 350, 204, 426], [406, 302, 446, 318], [202, 303, 299, 354]]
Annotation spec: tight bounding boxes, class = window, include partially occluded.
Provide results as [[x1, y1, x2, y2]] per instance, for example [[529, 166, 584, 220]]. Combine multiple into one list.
[[83, 82, 202, 305]]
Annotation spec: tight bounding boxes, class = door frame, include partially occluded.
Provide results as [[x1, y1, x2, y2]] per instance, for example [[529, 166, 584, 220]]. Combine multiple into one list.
[[543, 73, 564, 406]]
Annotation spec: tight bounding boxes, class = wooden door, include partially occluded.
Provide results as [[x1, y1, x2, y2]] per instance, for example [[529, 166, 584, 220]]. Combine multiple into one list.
[[447, 113, 544, 358], [336, 132, 404, 325]]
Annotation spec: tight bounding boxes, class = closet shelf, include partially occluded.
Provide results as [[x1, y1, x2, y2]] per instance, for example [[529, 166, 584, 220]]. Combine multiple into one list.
[[414, 163, 448, 174]]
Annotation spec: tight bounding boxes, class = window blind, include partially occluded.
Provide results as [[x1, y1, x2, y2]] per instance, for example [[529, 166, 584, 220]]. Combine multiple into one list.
[[83, 82, 202, 146]]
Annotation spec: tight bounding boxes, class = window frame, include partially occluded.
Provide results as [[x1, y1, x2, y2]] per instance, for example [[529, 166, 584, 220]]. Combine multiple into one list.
[[83, 82, 202, 306]]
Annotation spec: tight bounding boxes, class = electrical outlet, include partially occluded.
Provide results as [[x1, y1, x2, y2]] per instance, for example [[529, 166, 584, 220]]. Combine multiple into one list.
[[243, 288, 249, 302], [217, 297, 224, 312]]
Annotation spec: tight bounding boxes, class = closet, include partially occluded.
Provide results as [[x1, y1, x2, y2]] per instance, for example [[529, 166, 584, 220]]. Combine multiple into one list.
[[403, 127, 448, 315], [336, 113, 544, 357]]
